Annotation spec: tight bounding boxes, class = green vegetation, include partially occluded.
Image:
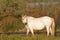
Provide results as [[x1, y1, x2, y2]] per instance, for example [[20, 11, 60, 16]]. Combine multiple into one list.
[[0, 34, 60, 40]]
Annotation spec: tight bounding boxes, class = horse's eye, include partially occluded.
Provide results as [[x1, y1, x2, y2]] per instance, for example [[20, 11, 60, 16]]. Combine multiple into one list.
[[25, 23, 27, 25]]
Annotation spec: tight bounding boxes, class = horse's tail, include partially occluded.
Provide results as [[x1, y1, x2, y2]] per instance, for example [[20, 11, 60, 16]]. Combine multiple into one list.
[[51, 18, 55, 36]]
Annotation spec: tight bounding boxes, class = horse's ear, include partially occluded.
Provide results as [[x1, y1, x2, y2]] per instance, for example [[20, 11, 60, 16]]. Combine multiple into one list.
[[21, 14, 26, 18]]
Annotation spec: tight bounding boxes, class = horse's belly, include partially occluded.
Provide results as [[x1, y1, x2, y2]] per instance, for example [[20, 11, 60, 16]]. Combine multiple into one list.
[[33, 25, 45, 30], [29, 22, 45, 30]]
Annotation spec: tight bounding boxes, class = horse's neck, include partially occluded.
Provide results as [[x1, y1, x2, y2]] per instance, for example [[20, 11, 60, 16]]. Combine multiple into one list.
[[27, 16, 34, 19]]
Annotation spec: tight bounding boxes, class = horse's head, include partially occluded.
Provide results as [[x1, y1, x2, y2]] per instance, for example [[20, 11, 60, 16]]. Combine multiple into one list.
[[21, 15, 27, 24]]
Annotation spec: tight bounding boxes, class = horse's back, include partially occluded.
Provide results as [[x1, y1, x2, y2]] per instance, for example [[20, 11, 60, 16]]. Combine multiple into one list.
[[39, 16, 53, 26]]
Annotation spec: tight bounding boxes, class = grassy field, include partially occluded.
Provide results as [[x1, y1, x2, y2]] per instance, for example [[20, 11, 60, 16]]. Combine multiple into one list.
[[0, 33, 60, 40]]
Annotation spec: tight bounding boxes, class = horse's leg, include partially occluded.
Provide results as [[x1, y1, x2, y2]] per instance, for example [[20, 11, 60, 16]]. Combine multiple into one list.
[[46, 26, 50, 36], [25, 25, 29, 35], [50, 28, 55, 36], [51, 19, 55, 36], [50, 27, 53, 36], [30, 28, 34, 36], [26, 29, 29, 35]]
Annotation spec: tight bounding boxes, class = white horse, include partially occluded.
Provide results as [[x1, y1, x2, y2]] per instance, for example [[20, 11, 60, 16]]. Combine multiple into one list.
[[22, 15, 55, 36]]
